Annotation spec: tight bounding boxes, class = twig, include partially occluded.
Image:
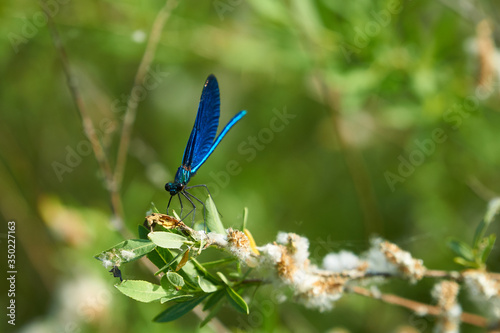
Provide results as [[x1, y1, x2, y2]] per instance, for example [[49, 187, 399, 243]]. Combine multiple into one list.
[[350, 286, 488, 328], [114, 0, 179, 190], [43, 2, 126, 232], [467, 176, 499, 201], [425, 269, 463, 280], [423, 269, 500, 281]]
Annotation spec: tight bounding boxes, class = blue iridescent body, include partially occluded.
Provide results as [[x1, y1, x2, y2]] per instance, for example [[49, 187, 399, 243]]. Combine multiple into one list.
[[165, 74, 246, 219]]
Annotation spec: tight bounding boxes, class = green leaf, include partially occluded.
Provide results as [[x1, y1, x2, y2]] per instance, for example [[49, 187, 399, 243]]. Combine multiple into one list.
[[154, 246, 174, 264], [225, 287, 249, 314], [151, 202, 160, 214], [198, 276, 218, 293], [155, 252, 183, 275], [154, 247, 198, 288], [202, 257, 237, 268], [138, 224, 150, 240], [203, 289, 225, 311], [115, 280, 169, 303], [190, 258, 220, 284], [473, 198, 500, 247], [95, 239, 156, 265], [160, 275, 178, 291], [448, 238, 474, 261], [156, 250, 186, 275], [205, 195, 226, 235], [242, 207, 249, 231], [216, 272, 230, 285], [153, 295, 207, 322], [453, 257, 475, 267], [147, 247, 171, 270], [473, 219, 488, 249], [117, 239, 157, 257], [481, 234, 496, 263], [149, 231, 187, 249], [160, 295, 194, 304], [191, 257, 209, 276], [485, 198, 500, 224], [167, 271, 185, 288]]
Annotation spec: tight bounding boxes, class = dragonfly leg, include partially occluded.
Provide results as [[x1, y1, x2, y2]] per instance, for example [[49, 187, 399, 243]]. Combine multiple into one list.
[[178, 193, 184, 217], [166, 195, 174, 215], [185, 184, 222, 218], [180, 191, 197, 227], [184, 191, 207, 229], [186, 184, 213, 196]]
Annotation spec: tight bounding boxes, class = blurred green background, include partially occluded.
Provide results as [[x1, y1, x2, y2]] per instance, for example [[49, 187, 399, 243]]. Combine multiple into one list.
[[1, 0, 500, 332]]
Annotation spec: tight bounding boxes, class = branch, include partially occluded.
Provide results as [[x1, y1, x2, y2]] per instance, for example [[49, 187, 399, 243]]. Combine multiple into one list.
[[114, 0, 179, 189], [142, 214, 497, 328], [43, 2, 126, 231], [350, 286, 487, 328], [93, 212, 500, 329]]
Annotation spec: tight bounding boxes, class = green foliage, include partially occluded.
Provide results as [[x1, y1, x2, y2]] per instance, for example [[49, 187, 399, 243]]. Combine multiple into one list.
[[166, 271, 185, 288], [148, 231, 189, 249], [153, 295, 208, 323], [95, 239, 157, 266], [115, 280, 173, 303], [150, 202, 161, 214], [98, 195, 500, 327], [205, 195, 226, 235], [225, 287, 249, 315], [197, 276, 218, 293], [97, 201, 254, 326], [200, 294, 225, 327], [448, 198, 500, 269]]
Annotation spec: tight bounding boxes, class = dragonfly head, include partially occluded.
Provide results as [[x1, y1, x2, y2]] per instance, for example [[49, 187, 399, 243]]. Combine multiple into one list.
[[165, 182, 184, 196]]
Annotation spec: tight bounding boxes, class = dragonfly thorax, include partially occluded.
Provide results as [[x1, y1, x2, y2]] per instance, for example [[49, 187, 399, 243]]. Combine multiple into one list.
[[175, 166, 192, 184]]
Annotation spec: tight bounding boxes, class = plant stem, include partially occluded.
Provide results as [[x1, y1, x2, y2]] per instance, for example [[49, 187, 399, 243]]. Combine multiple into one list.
[[114, 0, 179, 190]]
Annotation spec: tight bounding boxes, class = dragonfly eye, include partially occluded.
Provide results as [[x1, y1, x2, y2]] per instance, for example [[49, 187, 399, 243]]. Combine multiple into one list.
[[165, 182, 175, 194], [165, 182, 183, 195]]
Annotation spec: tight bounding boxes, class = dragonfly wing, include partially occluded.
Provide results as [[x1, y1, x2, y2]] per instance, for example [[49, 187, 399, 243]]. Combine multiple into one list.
[[182, 74, 220, 169], [191, 110, 246, 174]]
